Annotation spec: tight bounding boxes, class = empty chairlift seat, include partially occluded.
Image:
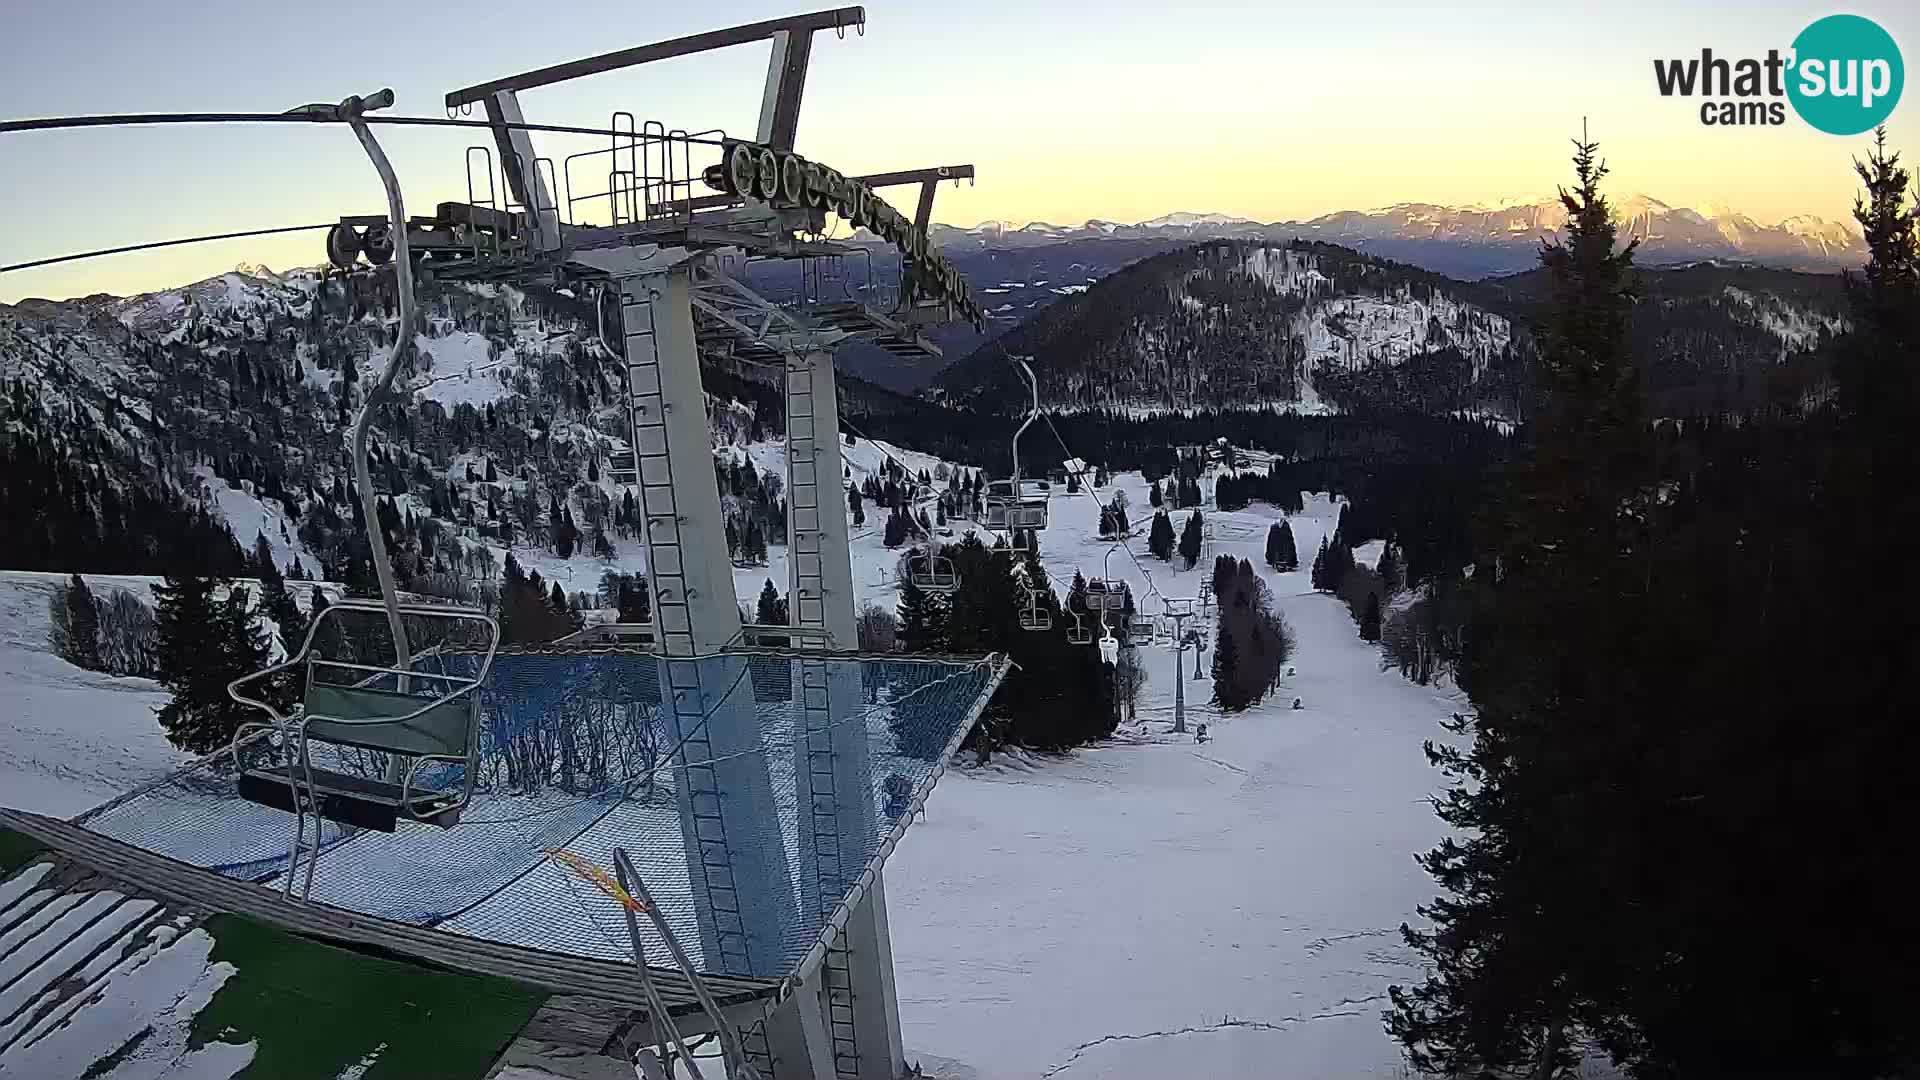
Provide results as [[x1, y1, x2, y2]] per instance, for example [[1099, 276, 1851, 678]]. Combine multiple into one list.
[[227, 600, 500, 833], [984, 479, 1049, 531], [905, 548, 960, 594], [1084, 578, 1128, 613]]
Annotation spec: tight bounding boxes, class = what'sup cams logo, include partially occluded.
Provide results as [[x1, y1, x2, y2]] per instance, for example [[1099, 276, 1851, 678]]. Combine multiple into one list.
[[1654, 14, 1903, 133]]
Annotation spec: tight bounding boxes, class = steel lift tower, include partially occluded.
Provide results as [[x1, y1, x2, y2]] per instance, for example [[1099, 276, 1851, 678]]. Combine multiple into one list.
[[301, 10, 984, 1078]]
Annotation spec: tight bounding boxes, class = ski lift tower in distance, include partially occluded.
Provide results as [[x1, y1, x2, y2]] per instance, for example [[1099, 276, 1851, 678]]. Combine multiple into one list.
[[333, 11, 990, 1078]]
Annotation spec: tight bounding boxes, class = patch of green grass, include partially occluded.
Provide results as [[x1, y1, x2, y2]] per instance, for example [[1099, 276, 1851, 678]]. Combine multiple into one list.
[[0, 828, 48, 875], [191, 914, 548, 1080]]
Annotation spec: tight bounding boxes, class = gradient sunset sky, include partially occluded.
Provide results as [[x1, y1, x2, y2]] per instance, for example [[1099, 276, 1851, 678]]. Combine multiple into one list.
[[2, 0, 1915, 303]]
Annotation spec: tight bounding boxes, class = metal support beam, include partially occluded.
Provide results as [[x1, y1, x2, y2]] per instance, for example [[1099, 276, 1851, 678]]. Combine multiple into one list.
[[447, 7, 864, 108], [784, 349, 902, 1080], [783, 350, 857, 649], [911, 181, 938, 236], [757, 30, 813, 151], [762, 973, 838, 1079], [841, 883, 905, 1079], [483, 91, 559, 251], [621, 267, 795, 982]]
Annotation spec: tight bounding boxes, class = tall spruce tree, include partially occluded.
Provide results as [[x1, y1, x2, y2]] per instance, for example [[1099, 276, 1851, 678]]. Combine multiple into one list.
[[1389, 133, 1648, 1078], [254, 534, 305, 652], [1209, 617, 1239, 707], [1375, 541, 1399, 596], [53, 573, 102, 670], [1359, 592, 1382, 642], [154, 577, 268, 753], [1178, 510, 1203, 568], [896, 577, 947, 653], [1148, 510, 1176, 561]]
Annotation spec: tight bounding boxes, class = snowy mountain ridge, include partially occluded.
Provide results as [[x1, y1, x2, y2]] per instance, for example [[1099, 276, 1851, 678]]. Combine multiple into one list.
[[936, 239, 1851, 420], [936, 241, 1531, 416], [0, 264, 746, 591], [922, 197, 1864, 275]]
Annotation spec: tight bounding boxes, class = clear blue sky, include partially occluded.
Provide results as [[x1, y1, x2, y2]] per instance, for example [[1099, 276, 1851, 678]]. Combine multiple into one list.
[[2, 0, 1915, 301]]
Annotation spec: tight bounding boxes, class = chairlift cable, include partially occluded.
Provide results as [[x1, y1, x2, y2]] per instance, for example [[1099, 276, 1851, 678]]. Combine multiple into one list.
[[0, 110, 729, 145], [1, 222, 339, 276]]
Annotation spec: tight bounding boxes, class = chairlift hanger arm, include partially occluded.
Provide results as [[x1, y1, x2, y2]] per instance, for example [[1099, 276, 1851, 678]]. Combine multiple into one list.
[[444, 6, 865, 108]]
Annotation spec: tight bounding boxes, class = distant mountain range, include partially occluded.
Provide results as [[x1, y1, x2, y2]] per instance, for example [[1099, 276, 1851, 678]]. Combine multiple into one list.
[[933, 239, 1850, 421], [909, 196, 1864, 279]]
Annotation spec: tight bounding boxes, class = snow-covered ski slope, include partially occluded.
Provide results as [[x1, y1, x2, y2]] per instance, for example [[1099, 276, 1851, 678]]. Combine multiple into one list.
[[884, 473, 1463, 1079], [0, 440, 1464, 1078], [0, 574, 184, 819]]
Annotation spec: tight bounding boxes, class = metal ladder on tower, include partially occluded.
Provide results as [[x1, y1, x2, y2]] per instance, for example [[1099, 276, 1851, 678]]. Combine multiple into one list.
[[620, 274, 757, 977], [784, 352, 865, 1078]]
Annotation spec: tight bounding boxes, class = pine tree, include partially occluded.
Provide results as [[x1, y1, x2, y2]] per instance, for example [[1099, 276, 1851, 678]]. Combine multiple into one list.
[[53, 573, 101, 670], [1276, 519, 1298, 571], [254, 535, 305, 652], [1148, 510, 1175, 561], [756, 578, 786, 625], [1149, 481, 1163, 509], [1264, 523, 1286, 571], [1359, 592, 1382, 642], [1210, 618, 1239, 708], [154, 577, 268, 753], [1376, 541, 1399, 596], [1178, 510, 1203, 568], [1310, 536, 1330, 591], [896, 577, 947, 652], [1390, 133, 1649, 1078]]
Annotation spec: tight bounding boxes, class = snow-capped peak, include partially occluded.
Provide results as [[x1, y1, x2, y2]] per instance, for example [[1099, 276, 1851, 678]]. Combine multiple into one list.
[[1140, 211, 1256, 228]]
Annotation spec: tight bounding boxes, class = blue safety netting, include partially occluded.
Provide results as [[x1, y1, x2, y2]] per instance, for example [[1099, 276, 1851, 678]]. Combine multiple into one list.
[[76, 646, 1003, 980]]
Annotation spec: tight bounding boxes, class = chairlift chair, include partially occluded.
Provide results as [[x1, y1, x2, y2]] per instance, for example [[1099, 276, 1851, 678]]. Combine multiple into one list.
[[1085, 578, 1129, 613], [985, 356, 1052, 537], [907, 549, 959, 594], [1066, 612, 1094, 646], [228, 599, 500, 838], [984, 480, 1050, 531], [1018, 592, 1052, 632]]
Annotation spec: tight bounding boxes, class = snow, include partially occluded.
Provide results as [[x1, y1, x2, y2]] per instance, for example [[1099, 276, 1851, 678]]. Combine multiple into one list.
[[1237, 249, 1511, 388], [0, 431, 1465, 1077], [0, 573, 187, 817], [885, 476, 1463, 1078], [1720, 286, 1847, 354], [333, 1043, 386, 1079], [1353, 539, 1386, 571], [0, 890, 159, 1029], [411, 330, 514, 410], [192, 466, 322, 579], [0, 925, 253, 1079], [0, 864, 51, 916]]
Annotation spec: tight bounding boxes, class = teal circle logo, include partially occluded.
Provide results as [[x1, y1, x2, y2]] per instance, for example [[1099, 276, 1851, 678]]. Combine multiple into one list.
[[1787, 15, 1903, 135]]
